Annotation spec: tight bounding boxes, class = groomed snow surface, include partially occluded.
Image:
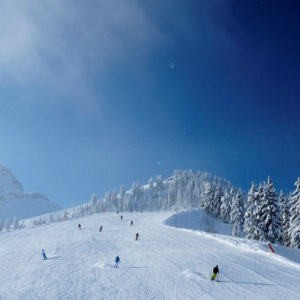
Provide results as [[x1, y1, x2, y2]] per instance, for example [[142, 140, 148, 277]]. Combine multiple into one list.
[[1, 210, 300, 300]]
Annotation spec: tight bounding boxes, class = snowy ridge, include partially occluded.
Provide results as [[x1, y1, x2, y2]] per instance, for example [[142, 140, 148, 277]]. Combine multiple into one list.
[[0, 164, 62, 222], [0, 211, 300, 299]]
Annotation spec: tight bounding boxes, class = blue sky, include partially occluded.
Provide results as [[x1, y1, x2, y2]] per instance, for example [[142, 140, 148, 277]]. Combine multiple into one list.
[[0, 0, 299, 207]]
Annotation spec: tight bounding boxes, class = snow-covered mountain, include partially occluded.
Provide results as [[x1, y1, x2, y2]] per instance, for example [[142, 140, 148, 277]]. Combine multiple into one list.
[[0, 164, 62, 221]]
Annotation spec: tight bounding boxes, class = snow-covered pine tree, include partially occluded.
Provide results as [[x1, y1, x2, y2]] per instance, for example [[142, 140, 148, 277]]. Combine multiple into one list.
[[148, 178, 154, 211], [72, 203, 76, 218], [258, 177, 284, 244], [212, 184, 222, 218], [111, 190, 118, 211], [229, 188, 236, 223], [104, 192, 112, 212], [279, 190, 290, 246], [288, 178, 300, 248], [49, 214, 54, 224], [167, 184, 176, 208], [200, 181, 214, 214], [90, 194, 97, 211], [244, 182, 264, 240], [220, 193, 231, 223], [139, 185, 145, 212], [156, 175, 165, 209], [5, 218, 10, 231], [80, 205, 84, 217], [12, 217, 19, 229], [120, 185, 126, 212], [230, 189, 244, 237], [193, 184, 202, 208]]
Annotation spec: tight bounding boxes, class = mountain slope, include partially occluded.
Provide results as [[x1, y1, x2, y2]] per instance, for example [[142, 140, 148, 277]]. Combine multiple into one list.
[[0, 211, 299, 299], [0, 164, 62, 221]]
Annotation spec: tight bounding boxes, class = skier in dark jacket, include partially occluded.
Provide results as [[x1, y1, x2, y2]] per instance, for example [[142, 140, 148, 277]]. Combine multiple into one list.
[[41, 249, 47, 260], [130, 221, 133, 226], [136, 233, 140, 241], [78, 224, 81, 230], [99, 225, 103, 232], [121, 215, 123, 221], [114, 256, 121, 268], [211, 265, 219, 280]]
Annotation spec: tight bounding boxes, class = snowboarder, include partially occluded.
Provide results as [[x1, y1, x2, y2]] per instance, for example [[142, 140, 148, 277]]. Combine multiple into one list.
[[99, 225, 103, 232], [41, 249, 47, 260], [121, 215, 123, 221], [211, 265, 219, 281], [114, 256, 121, 268], [130, 221, 133, 226], [78, 224, 81, 230], [136, 233, 140, 241]]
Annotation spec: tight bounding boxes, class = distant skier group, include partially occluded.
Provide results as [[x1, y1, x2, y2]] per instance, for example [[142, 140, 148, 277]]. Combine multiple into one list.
[[41, 213, 219, 280]]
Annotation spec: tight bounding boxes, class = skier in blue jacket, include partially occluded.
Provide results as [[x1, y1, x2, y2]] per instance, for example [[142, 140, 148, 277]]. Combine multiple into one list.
[[41, 249, 47, 260], [114, 256, 121, 268]]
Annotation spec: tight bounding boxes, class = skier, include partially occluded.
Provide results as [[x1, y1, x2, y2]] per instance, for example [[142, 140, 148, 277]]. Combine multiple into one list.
[[99, 225, 103, 232], [114, 256, 121, 268], [41, 249, 47, 260], [121, 215, 123, 221], [211, 265, 219, 281], [130, 221, 133, 226], [136, 233, 140, 241], [78, 224, 81, 230]]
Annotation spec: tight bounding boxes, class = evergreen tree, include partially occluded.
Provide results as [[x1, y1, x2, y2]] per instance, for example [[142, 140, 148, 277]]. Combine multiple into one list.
[[229, 188, 236, 223], [167, 185, 176, 208], [212, 184, 222, 218], [244, 183, 264, 240], [0, 220, 3, 231], [12, 217, 19, 229], [120, 185, 126, 212], [49, 214, 54, 224], [258, 177, 284, 244], [220, 193, 231, 223], [90, 194, 97, 210], [148, 178, 154, 211], [5, 218, 10, 231], [279, 191, 290, 246], [111, 190, 118, 211], [230, 190, 244, 237], [200, 182, 214, 214], [288, 178, 300, 248]]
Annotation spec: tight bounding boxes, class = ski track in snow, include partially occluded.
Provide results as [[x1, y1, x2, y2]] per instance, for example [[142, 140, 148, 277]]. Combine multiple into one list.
[[0, 211, 300, 299]]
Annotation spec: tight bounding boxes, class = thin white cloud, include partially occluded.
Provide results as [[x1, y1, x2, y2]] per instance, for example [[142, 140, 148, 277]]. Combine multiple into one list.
[[0, 0, 165, 113]]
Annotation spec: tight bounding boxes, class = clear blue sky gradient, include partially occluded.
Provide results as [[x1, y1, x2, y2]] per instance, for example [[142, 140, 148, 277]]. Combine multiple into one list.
[[0, 0, 299, 207]]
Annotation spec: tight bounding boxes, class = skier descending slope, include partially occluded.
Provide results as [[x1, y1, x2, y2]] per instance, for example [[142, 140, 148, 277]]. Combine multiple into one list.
[[78, 224, 81, 230], [130, 221, 133, 226], [136, 233, 140, 241], [121, 216, 123, 221], [114, 256, 121, 268], [99, 225, 103, 232], [211, 265, 219, 280], [41, 249, 47, 260]]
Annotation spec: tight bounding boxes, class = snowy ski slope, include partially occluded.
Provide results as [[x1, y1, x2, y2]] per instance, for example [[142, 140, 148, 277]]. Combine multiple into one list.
[[0, 211, 300, 300]]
